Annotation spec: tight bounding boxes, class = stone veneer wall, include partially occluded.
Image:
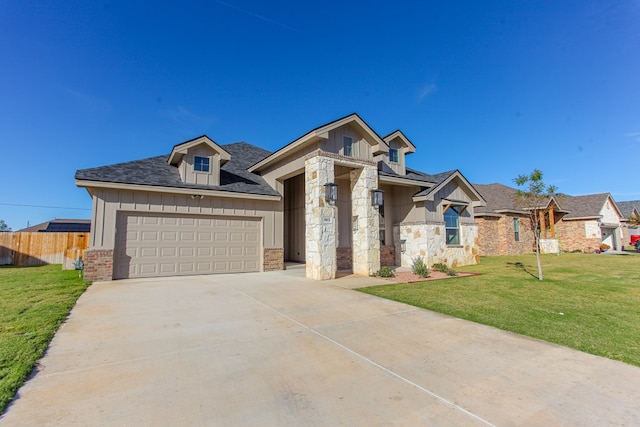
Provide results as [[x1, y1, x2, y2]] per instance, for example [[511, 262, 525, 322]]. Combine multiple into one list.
[[556, 220, 601, 253], [84, 248, 113, 281], [394, 222, 479, 268], [380, 246, 396, 266], [350, 166, 380, 276], [539, 239, 559, 254], [305, 156, 337, 280], [263, 248, 284, 271]]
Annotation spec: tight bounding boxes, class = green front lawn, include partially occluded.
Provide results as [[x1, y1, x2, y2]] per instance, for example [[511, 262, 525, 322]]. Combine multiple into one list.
[[0, 265, 90, 414], [359, 253, 640, 366]]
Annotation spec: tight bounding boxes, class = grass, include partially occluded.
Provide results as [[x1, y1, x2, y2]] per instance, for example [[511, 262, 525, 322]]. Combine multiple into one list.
[[0, 265, 90, 414], [358, 253, 640, 366]]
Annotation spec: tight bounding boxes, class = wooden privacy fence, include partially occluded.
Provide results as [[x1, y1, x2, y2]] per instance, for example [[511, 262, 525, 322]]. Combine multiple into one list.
[[0, 232, 90, 270]]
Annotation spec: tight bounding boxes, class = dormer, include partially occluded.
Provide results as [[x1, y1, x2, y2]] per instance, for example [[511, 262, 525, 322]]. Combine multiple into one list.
[[168, 135, 231, 186], [378, 130, 416, 175]]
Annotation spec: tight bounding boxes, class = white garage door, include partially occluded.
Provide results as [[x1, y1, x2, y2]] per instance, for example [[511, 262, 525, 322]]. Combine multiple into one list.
[[114, 213, 261, 279]]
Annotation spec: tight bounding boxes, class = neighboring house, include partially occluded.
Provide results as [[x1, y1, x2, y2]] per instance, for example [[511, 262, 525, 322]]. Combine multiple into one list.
[[75, 113, 485, 281], [556, 194, 624, 252], [18, 219, 91, 233], [616, 200, 640, 245], [473, 183, 567, 255], [474, 184, 624, 254]]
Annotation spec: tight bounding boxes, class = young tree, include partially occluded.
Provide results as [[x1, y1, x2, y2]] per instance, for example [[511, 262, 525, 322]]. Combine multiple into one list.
[[0, 219, 11, 232], [513, 169, 557, 281], [628, 213, 640, 227]]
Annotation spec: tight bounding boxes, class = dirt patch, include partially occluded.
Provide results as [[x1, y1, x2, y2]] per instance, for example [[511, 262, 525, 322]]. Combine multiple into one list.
[[387, 270, 477, 283]]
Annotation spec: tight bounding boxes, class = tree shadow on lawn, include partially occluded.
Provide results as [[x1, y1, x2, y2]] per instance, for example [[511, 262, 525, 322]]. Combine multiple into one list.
[[507, 261, 538, 279]]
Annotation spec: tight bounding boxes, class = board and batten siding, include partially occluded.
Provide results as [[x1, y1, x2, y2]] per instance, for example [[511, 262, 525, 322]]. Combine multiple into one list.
[[321, 126, 373, 161], [178, 145, 222, 187], [381, 139, 407, 175], [90, 188, 282, 250], [425, 180, 476, 224]]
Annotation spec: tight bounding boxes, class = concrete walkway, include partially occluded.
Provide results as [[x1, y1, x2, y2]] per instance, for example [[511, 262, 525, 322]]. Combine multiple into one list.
[[2, 268, 639, 426]]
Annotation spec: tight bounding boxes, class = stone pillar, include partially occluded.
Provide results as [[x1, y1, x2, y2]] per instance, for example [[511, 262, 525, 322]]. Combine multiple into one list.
[[350, 166, 380, 276], [305, 156, 337, 280]]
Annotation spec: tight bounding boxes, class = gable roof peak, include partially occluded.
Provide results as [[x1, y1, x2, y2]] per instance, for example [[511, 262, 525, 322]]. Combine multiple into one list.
[[168, 135, 232, 166], [248, 113, 389, 173]]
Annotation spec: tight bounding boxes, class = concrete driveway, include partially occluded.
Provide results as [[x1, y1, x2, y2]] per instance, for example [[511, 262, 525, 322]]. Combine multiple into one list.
[[2, 267, 639, 426]]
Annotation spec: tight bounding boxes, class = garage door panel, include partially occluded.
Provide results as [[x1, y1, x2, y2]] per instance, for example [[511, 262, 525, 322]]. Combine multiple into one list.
[[180, 232, 195, 241], [244, 260, 259, 270], [140, 247, 158, 257], [245, 247, 258, 256], [141, 231, 158, 240], [180, 247, 194, 257], [197, 247, 212, 256], [140, 264, 159, 274], [162, 217, 178, 226], [114, 213, 261, 279], [160, 263, 177, 273], [162, 231, 177, 240]]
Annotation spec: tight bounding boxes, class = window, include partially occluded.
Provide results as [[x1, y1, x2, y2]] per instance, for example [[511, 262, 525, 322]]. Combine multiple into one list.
[[444, 206, 461, 245], [343, 136, 353, 157], [389, 148, 399, 163], [514, 217, 520, 242], [194, 156, 210, 172]]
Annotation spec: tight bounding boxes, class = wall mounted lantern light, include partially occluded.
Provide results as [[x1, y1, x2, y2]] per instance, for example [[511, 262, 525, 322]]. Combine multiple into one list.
[[324, 183, 338, 203], [371, 189, 384, 206]]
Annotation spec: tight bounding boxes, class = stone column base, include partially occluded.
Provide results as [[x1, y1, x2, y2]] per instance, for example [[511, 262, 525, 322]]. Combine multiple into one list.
[[84, 249, 114, 281]]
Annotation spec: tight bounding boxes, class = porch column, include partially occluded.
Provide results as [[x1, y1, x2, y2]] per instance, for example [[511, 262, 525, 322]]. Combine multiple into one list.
[[350, 165, 380, 276], [539, 211, 547, 239], [305, 156, 337, 280], [549, 208, 556, 238]]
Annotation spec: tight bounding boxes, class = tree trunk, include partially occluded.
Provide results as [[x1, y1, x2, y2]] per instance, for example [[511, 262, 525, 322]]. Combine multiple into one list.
[[535, 236, 543, 281]]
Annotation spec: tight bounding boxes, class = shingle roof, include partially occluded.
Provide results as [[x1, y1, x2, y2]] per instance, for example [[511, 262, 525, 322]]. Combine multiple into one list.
[[616, 200, 640, 218], [412, 170, 458, 197], [474, 184, 618, 220], [75, 142, 280, 197], [473, 183, 525, 214], [560, 193, 611, 219], [378, 162, 453, 184]]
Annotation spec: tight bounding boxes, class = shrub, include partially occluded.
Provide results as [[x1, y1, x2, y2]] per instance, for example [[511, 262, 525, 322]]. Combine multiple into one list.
[[432, 263, 449, 272], [411, 257, 430, 278], [376, 266, 395, 278], [432, 262, 457, 276], [599, 243, 611, 252]]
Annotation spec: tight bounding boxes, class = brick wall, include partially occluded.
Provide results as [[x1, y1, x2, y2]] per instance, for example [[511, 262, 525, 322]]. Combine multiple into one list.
[[84, 248, 113, 281], [476, 217, 501, 256], [263, 248, 284, 271], [336, 247, 352, 270], [556, 220, 600, 253], [380, 245, 396, 266], [476, 215, 535, 256]]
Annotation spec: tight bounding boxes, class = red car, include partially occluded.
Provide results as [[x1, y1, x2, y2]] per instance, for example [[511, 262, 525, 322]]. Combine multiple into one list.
[[631, 235, 640, 252]]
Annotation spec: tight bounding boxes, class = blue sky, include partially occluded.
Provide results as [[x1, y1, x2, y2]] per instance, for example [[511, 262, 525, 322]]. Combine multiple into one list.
[[1, 1, 639, 230]]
